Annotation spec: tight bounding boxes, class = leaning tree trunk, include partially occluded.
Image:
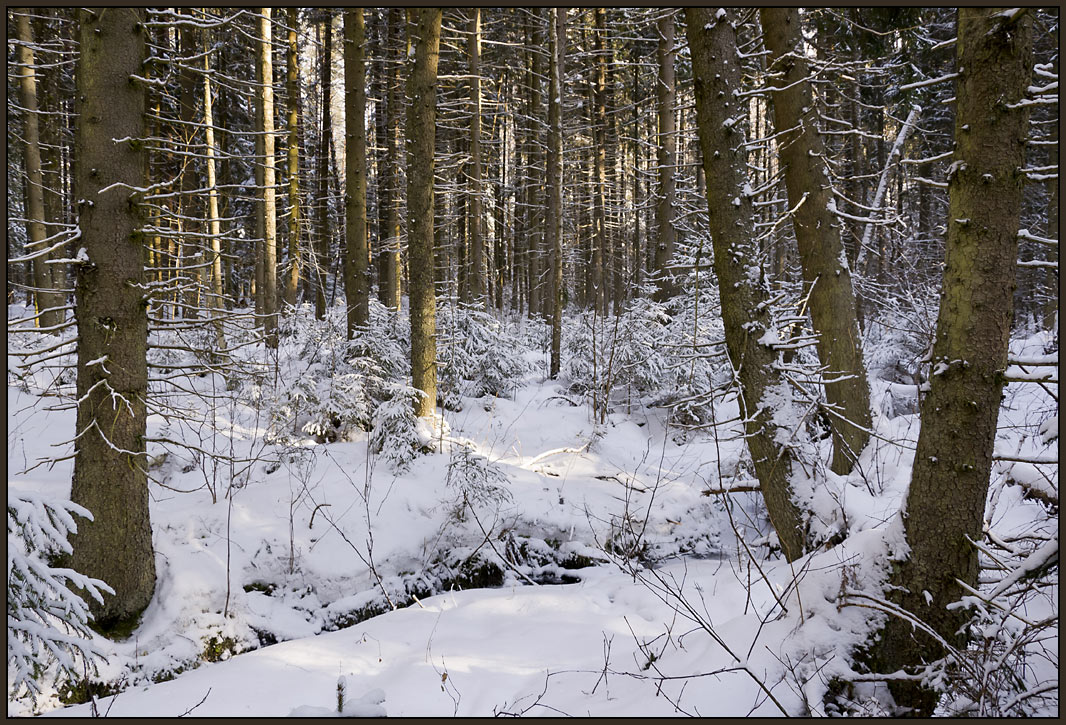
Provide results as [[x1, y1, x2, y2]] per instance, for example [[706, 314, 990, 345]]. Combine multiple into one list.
[[406, 8, 442, 418], [547, 8, 565, 379], [686, 7, 806, 562], [69, 7, 156, 628], [868, 8, 1034, 716], [759, 7, 873, 476], [15, 11, 65, 332], [344, 8, 369, 334]]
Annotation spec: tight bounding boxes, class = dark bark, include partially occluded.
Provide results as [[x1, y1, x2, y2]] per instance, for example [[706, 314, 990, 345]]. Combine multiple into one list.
[[344, 8, 369, 333], [548, 8, 565, 378], [686, 7, 807, 562], [70, 7, 155, 628], [868, 8, 1034, 715]]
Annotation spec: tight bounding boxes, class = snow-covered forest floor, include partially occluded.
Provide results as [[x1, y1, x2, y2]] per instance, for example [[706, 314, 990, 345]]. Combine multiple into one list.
[[7, 300, 1058, 717]]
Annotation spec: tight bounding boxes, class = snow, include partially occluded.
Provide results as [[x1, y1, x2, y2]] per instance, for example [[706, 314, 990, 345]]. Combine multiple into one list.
[[6, 306, 1059, 717]]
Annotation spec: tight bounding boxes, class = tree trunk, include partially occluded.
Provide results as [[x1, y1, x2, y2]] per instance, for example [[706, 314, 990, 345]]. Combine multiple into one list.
[[868, 8, 1034, 715], [15, 11, 65, 332], [760, 7, 873, 475], [283, 7, 302, 308], [466, 8, 486, 306], [652, 12, 677, 304], [70, 6, 155, 628], [686, 7, 806, 562], [344, 8, 369, 334], [548, 8, 566, 378], [203, 35, 227, 353], [406, 8, 442, 418], [380, 8, 404, 310], [256, 8, 278, 344], [590, 7, 608, 317], [313, 15, 333, 321]]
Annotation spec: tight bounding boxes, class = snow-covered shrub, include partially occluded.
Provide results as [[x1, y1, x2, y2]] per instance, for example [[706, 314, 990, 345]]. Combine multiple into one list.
[[437, 301, 530, 410], [7, 491, 112, 705], [563, 296, 670, 414], [370, 382, 431, 472], [444, 446, 513, 521]]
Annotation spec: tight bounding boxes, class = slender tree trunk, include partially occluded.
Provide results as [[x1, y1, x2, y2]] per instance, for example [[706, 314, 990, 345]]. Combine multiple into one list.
[[526, 10, 546, 320], [686, 7, 806, 562], [868, 9, 1034, 715], [590, 8, 608, 317], [283, 7, 302, 308], [760, 7, 873, 475], [380, 8, 403, 310], [203, 38, 227, 353], [344, 9, 369, 334], [313, 15, 333, 321], [406, 8, 442, 418], [15, 12, 64, 332], [548, 8, 566, 378], [466, 8, 486, 306], [258, 8, 278, 344], [652, 12, 678, 303], [70, 6, 155, 628]]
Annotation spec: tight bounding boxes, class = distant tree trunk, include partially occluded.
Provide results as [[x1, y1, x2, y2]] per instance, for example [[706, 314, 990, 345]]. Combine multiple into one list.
[[283, 7, 302, 308], [256, 8, 278, 344], [380, 8, 403, 310], [406, 8, 442, 418], [344, 8, 369, 334], [313, 15, 333, 321], [177, 13, 200, 320], [760, 8, 873, 475], [15, 11, 64, 332], [548, 8, 566, 378], [686, 7, 806, 562], [652, 12, 678, 303], [590, 7, 608, 317], [70, 6, 155, 628], [526, 10, 546, 320], [868, 8, 1034, 716], [203, 36, 227, 352], [466, 8, 486, 306]]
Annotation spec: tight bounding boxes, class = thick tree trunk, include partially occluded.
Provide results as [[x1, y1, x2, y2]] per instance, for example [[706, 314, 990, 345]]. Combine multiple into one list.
[[70, 7, 155, 628], [344, 8, 369, 334], [686, 8, 807, 562], [760, 7, 873, 475], [15, 12, 65, 332], [406, 8, 442, 418], [283, 7, 302, 308], [548, 8, 566, 378], [652, 12, 677, 304], [869, 8, 1034, 716]]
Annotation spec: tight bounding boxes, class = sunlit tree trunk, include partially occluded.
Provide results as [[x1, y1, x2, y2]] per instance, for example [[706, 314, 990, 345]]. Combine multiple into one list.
[[548, 8, 565, 378], [652, 12, 677, 303], [406, 8, 442, 417], [283, 7, 302, 308]]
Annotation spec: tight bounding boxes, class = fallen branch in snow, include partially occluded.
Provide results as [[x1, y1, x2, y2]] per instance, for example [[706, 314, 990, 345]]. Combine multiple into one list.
[[701, 484, 761, 496]]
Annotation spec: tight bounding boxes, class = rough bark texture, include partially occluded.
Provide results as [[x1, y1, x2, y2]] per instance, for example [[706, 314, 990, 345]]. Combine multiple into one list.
[[344, 9, 369, 334], [547, 8, 565, 379], [406, 8, 442, 418], [283, 7, 302, 308], [526, 10, 546, 320], [15, 11, 65, 332], [869, 8, 1033, 716], [70, 7, 155, 628], [652, 13, 678, 304], [203, 39, 227, 354], [760, 7, 873, 475], [686, 8, 806, 562]]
